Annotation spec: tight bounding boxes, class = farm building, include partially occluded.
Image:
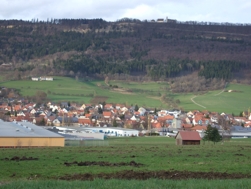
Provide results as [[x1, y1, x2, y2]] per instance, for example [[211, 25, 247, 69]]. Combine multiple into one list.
[[175, 131, 201, 145], [0, 120, 64, 148]]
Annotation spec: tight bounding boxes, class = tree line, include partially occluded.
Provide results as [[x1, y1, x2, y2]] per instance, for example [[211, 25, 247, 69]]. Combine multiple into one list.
[[54, 54, 246, 80]]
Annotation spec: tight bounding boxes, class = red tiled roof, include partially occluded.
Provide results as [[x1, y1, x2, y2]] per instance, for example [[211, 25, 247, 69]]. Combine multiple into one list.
[[78, 118, 91, 125], [182, 124, 193, 128], [191, 125, 207, 130], [103, 111, 112, 117], [85, 114, 92, 118], [104, 104, 113, 108], [176, 131, 201, 140], [158, 115, 174, 121], [152, 122, 162, 128], [134, 111, 140, 115], [14, 105, 22, 111]]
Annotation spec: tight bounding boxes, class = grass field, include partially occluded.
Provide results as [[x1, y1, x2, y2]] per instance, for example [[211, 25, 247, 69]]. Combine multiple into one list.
[[0, 137, 251, 188], [1, 77, 251, 114], [0, 77, 164, 108], [172, 83, 251, 114]]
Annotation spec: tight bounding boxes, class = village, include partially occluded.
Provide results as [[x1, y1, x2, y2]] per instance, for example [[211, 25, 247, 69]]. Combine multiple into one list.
[[1, 88, 251, 148]]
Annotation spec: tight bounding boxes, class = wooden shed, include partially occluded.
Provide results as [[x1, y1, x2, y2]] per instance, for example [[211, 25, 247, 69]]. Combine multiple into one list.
[[0, 120, 64, 148], [175, 131, 201, 145]]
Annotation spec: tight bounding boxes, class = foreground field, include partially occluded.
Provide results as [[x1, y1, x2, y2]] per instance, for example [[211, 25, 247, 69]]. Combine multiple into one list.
[[1, 77, 251, 113], [0, 137, 251, 188]]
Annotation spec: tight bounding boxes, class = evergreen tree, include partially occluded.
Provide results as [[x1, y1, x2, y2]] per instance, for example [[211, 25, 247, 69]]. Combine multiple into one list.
[[98, 107, 103, 114], [203, 125, 222, 144], [154, 108, 157, 115], [211, 127, 222, 144], [134, 104, 139, 112]]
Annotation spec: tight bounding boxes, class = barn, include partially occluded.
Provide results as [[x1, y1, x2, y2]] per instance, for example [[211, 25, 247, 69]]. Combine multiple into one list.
[[175, 131, 201, 145], [0, 120, 64, 148]]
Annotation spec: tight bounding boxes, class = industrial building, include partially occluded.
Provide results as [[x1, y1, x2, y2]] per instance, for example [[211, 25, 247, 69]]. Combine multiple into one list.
[[0, 120, 64, 147], [80, 127, 139, 137]]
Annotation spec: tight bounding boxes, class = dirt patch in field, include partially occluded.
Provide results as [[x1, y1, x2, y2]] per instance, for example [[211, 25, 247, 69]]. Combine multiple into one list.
[[3, 156, 38, 161], [147, 96, 161, 100], [58, 170, 251, 181], [111, 88, 134, 95], [64, 161, 143, 167], [90, 96, 108, 104]]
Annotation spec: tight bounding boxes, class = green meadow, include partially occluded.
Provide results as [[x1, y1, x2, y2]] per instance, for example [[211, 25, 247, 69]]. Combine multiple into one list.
[[0, 137, 251, 189], [171, 83, 251, 114], [1, 76, 251, 114]]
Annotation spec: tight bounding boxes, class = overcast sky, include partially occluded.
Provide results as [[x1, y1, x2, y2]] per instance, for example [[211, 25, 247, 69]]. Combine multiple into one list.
[[1, 0, 250, 23]]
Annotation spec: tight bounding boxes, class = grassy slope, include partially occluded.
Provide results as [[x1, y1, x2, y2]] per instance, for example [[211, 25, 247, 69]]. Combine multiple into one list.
[[0, 77, 163, 108], [1, 77, 251, 113], [173, 83, 251, 114], [0, 137, 251, 188]]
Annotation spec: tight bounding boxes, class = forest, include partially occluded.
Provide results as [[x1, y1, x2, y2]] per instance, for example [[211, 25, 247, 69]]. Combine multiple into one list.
[[1, 18, 251, 86]]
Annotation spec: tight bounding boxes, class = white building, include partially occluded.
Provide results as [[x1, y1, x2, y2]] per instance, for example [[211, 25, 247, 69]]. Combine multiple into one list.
[[31, 77, 39, 81]]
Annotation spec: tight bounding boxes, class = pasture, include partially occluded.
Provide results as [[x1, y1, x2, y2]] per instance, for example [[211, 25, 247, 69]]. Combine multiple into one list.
[[0, 137, 251, 188], [172, 83, 251, 114], [0, 77, 163, 108], [1, 77, 251, 114]]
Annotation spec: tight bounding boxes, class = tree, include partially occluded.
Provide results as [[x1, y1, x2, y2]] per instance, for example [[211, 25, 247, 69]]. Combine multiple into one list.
[[105, 76, 109, 86], [112, 119, 117, 127], [154, 108, 157, 115], [203, 125, 222, 144], [218, 115, 231, 140], [98, 106, 103, 114], [35, 91, 47, 103], [134, 104, 139, 112]]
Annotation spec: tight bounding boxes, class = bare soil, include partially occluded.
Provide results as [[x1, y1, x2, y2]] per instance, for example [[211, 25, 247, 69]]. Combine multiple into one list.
[[3, 156, 38, 161], [64, 161, 143, 167], [90, 96, 108, 104], [58, 170, 251, 181]]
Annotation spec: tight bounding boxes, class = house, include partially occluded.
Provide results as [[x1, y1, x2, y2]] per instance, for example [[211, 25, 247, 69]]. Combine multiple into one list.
[[115, 104, 124, 110], [182, 123, 193, 130], [45, 77, 53, 81], [138, 107, 146, 116], [31, 77, 39, 81], [104, 104, 113, 110], [171, 118, 182, 129], [103, 111, 112, 122], [53, 119, 61, 126], [175, 131, 201, 145], [78, 116, 92, 126], [157, 18, 165, 23]]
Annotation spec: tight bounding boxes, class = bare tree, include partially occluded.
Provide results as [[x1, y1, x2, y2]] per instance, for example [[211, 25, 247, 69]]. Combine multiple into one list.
[[218, 115, 231, 141]]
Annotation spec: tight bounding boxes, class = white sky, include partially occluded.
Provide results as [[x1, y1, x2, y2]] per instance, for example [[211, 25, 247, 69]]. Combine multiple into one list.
[[0, 0, 250, 23]]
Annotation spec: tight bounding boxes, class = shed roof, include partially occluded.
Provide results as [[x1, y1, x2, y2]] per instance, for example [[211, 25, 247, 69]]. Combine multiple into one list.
[[175, 131, 201, 140], [0, 119, 63, 138]]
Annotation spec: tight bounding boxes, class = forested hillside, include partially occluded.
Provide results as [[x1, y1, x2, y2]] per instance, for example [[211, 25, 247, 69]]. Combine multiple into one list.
[[1, 18, 251, 86]]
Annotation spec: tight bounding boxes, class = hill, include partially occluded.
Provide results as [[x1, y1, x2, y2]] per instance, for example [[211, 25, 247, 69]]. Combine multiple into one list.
[[1, 18, 251, 86]]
